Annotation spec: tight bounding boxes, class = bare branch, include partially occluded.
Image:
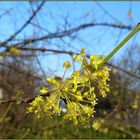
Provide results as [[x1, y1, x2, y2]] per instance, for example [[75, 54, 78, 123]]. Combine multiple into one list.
[[10, 22, 132, 47], [0, 95, 43, 104], [2, 1, 45, 45], [16, 47, 140, 80], [0, 92, 67, 104]]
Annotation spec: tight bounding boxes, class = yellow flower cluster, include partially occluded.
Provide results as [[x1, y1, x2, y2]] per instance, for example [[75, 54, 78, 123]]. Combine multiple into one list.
[[92, 119, 109, 134], [9, 47, 21, 55], [64, 102, 94, 125], [27, 48, 110, 125]]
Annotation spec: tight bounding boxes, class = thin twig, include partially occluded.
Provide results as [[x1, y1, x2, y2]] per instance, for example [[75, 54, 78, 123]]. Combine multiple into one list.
[[7, 22, 132, 47], [2, 1, 45, 45]]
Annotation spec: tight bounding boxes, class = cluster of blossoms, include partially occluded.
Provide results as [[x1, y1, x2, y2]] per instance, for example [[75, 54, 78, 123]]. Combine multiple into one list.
[[9, 47, 21, 55], [27, 48, 110, 125]]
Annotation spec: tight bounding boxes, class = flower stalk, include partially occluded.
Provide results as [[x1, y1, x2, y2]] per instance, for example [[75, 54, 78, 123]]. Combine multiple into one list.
[[100, 23, 140, 67]]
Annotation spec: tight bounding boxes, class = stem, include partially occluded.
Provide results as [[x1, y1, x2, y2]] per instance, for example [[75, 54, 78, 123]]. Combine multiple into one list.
[[62, 68, 67, 79], [99, 23, 140, 67]]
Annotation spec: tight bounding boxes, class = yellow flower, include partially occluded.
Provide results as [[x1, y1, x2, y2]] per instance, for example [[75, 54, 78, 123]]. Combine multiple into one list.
[[63, 61, 71, 68], [39, 87, 48, 94], [9, 47, 21, 55], [92, 120, 101, 130]]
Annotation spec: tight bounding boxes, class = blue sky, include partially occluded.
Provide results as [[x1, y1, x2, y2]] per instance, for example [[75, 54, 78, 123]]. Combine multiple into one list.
[[0, 1, 140, 77]]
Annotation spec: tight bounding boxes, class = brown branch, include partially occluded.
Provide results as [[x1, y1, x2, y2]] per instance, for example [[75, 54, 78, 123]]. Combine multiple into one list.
[[0, 95, 42, 104], [8, 22, 132, 47], [16, 47, 140, 80], [0, 91, 67, 104]]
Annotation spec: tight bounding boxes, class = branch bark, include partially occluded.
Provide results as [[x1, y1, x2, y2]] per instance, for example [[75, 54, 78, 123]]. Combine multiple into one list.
[[17, 47, 140, 80], [4, 22, 132, 47]]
